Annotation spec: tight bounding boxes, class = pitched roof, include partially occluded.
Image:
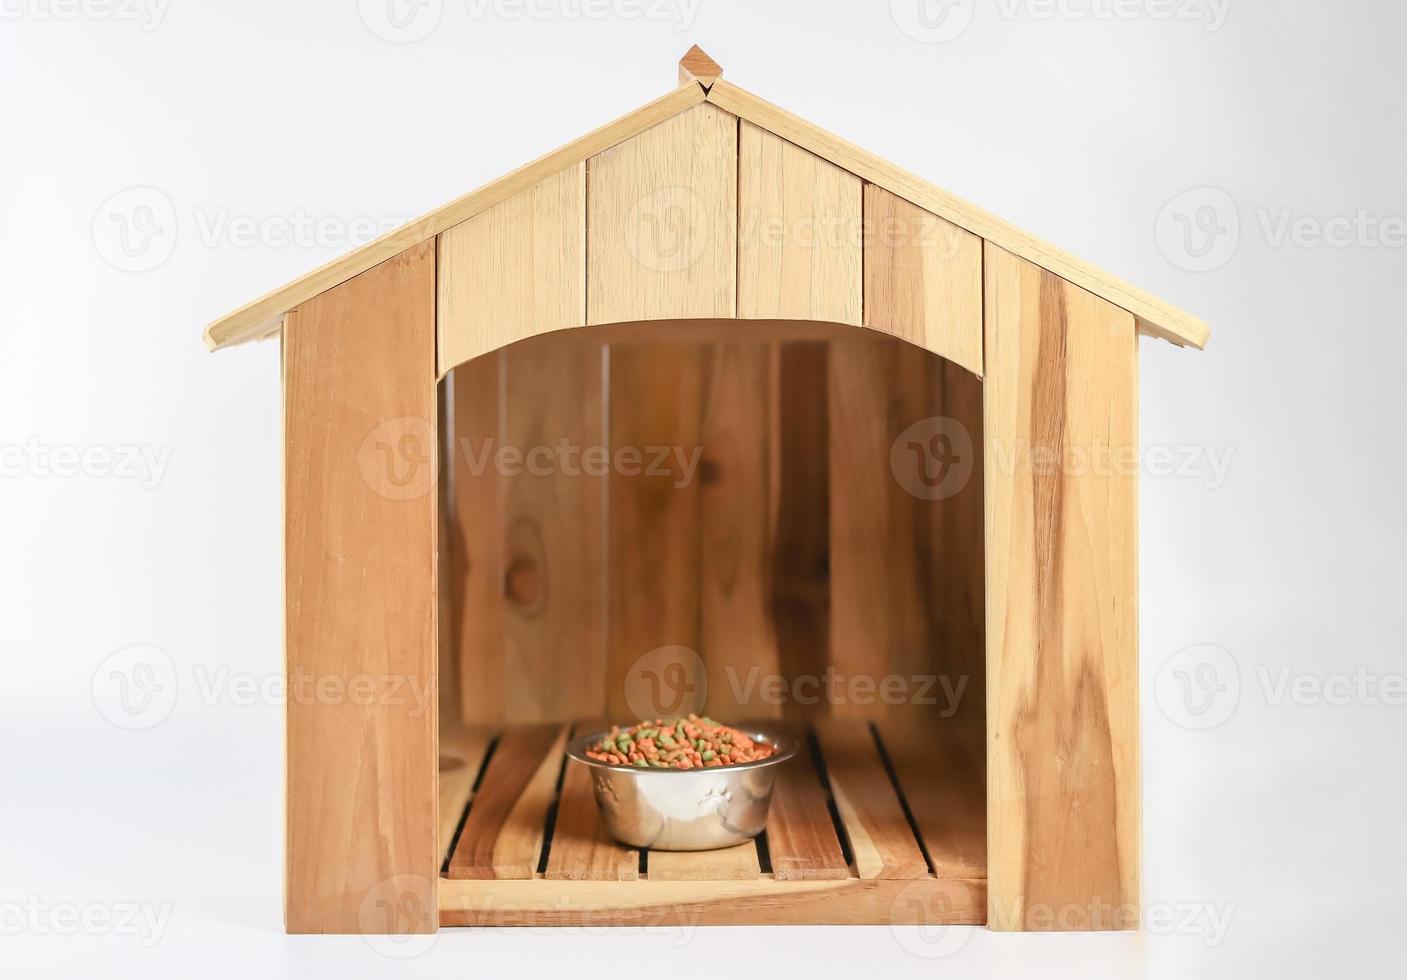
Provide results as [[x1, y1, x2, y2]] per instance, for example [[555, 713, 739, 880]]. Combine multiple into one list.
[[204, 47, 1208, 352]]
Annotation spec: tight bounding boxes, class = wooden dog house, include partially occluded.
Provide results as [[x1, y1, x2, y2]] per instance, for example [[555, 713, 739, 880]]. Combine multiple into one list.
[[205, 48, 1208, 935]]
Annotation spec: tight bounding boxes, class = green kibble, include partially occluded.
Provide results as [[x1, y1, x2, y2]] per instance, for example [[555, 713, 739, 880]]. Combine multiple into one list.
[[675, 722, 687, 739], [701, 749, 716, 762], [659, 734, 677, 748], [649, 760, 667, 768], [633, 758, 649, 768]]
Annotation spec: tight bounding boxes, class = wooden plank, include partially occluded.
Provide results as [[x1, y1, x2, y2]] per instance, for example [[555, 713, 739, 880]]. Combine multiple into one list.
[[586, 102, 737, 325], [438, 725, 494, 867], [604, 344, 706, 720], [441, 874, 987, 927], [647, 842, 761, 881], [500, 341, 607, 721], [766, 736, 849, 881], [283, 240, 438, 934], [436, 164, 586, 376], [698, 342, 779, 718], [677, 44, 723, 89], [446, 724, 567, 880], [706, 79, 1208, 348], [545, 722, 638, 881], [205, 82, 705, 349], [769, 342, 831, 719], [451, 355, 506, 725], [813, 720, 928, 880], [983, 242, 1139, 930], [874, 716, 986, 881], [863, 184, 983, 376], [737, 121, 861, 324]]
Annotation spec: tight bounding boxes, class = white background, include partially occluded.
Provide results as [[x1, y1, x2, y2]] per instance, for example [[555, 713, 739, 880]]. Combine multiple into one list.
[[3, 1, 1405, 977]]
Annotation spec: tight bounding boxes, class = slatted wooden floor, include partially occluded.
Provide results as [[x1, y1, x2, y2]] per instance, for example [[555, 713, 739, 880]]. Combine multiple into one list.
[[437, 718, 986, 926]]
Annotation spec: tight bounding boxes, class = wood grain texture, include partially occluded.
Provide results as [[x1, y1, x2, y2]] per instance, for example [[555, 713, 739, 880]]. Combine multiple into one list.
[[648, 842, 761, 881], [605, 344, 706, 719], [206, 83, 705, 349], [546, 723, 637, 881], [706, 79, 1207, 348], [770, 342, 831, 721], [698, 342, 779, 718], [438, 725, 494, 866], [451, 355, 506, 725], [436, 164, 585, 376], [586, 103, 737, 325], [446, 724, 566, 880], [738, 121, 861, 324], [500, 341, 607, 721], [864, 184, 982, 376], [283, 240, 438, 934], [983, 242, 1139, 931], [875, 715, 986, 881], [814, 720, 929, 880], [766, 741, 849, 881], [677, 44, 723, 89], [441, 875, 986, 927]]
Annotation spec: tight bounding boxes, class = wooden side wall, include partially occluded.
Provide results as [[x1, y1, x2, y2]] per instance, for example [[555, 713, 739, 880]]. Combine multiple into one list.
[[983, 243, 1139, 931], [283, 241, 439, 934]]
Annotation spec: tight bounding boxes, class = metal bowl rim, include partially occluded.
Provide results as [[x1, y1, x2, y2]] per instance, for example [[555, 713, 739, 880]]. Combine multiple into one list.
[[565, 726, 799, 775]]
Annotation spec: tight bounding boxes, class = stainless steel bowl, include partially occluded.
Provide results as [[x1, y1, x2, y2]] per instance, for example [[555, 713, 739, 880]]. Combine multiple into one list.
[[564, 728, 798, 851]]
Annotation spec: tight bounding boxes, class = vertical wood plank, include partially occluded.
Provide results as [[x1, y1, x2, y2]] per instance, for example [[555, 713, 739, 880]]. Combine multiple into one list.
[[864, 185, 983, 376], [446, 724, 567, 880], [283, 240, 437, 934], [698, 342, 779, 718], [738, 121, 861, 324], [546, 721, 638, 881], [437, 164, 586, 374], [586, 103, 737, 325], [605, 344, 706, 719], [983, 242, 1138, 931], [500, 341, 608, 721], [770, 342, 831, 720], [452, 354, 506, 725], [814, 720, 929, 880]]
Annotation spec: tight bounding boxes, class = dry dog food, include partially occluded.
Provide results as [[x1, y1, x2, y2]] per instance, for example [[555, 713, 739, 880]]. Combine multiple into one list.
[[586, 714, 776, 770]]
